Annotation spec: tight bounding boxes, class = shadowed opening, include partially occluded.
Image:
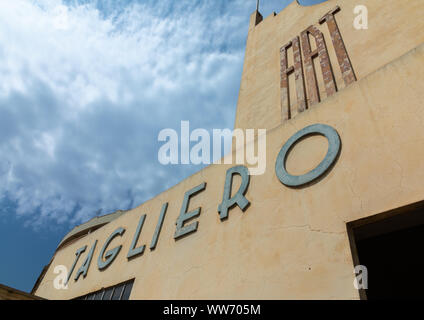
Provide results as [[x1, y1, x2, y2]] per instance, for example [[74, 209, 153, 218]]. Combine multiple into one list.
[[348, 201, 424, 299]]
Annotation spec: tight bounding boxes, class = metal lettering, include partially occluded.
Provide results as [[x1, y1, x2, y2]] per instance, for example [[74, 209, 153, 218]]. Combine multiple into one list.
[[174, 183, 206, 240], [98, 227, 125, 270], [218, 166, 251, 221], [127, 215, 147, 260], [74, 240, 97, 281], [275, 124, 341, 187], [150, 203, 168, 250], [66, 245, 86, 284]]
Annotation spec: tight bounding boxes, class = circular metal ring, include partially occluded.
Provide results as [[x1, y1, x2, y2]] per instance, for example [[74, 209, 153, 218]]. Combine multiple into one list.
[[275, 124, 341, 187]]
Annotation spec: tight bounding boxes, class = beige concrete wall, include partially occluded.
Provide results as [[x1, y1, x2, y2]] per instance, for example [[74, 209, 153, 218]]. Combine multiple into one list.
[[34, 0, 424, 299], [235, 0, 424, 130]]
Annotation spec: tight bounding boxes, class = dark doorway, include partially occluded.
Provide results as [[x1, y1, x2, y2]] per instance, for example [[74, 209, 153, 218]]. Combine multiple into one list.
[[348, 201, 424, 300]]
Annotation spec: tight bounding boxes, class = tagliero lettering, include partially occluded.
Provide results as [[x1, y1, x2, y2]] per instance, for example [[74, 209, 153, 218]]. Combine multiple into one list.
[[64, 123, 341, 282]]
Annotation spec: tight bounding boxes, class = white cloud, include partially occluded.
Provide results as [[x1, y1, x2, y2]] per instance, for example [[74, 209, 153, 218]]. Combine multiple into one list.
[[0, 0, 289, 230]]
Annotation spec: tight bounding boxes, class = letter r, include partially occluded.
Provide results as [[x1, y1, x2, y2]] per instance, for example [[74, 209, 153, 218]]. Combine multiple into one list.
[[218, 165, 251, 221]]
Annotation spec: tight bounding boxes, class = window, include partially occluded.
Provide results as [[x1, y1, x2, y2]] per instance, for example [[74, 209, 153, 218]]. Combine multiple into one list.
[[74, 279, 134, 300]]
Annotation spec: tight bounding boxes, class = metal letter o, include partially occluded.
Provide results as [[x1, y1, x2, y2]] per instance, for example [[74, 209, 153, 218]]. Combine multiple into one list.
[[275, 124, 341, 187]]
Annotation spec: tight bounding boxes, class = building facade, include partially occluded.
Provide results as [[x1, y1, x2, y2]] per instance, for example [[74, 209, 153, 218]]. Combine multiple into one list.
[[32, 0, 424, 299]]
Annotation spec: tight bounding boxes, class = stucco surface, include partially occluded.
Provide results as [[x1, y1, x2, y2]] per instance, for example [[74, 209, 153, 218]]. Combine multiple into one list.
[[236, 0, 424, 130]]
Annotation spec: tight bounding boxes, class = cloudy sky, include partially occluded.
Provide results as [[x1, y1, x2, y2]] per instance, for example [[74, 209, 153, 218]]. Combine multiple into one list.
[[0, 0, 323, 292]]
